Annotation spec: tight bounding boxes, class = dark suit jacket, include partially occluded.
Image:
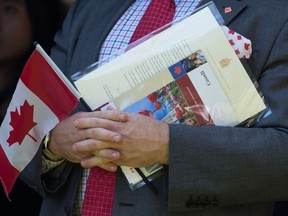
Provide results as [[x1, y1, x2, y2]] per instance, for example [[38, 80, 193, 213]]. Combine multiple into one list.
[[21, 0, 288, 215]]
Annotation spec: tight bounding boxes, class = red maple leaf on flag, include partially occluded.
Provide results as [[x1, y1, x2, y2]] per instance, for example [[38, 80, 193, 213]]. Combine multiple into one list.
[[174, 66, 182, 75], [7, 100, 37, 146]]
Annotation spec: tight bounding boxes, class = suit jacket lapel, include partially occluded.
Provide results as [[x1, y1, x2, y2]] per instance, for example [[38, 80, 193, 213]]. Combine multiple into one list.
[[199, 0, 247, 25]]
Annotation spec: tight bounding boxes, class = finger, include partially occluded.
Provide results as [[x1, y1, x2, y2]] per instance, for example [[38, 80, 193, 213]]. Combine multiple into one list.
[[80, 155, 118, 171], [73, 141, 120, 158], [74, 110, 127, 128], [77, 127, 122, 143], [93, 148, 120, 160], [98, 163, 118, 172], [80, 155, 108, 168], [85, 127, 122, 142], [95, 109, 127, 121], [72, 139, 97, 154], [74, 116, 124, 132]]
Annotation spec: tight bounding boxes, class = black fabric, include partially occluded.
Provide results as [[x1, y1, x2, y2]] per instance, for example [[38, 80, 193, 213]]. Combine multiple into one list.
[[0, 179, 41, 216], [273, 202, 288, 216]]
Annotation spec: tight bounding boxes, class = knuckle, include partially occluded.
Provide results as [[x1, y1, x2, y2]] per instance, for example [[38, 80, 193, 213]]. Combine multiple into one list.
[[89, 118, 99, 127], [88, 128, 98, 137], [89, 139, 97, 147]]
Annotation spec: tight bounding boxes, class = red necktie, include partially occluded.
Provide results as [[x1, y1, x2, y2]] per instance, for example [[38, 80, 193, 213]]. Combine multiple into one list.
[[82, 168, 116, 216], [130, 0, 176, 44], [81, 1, 175, 215]]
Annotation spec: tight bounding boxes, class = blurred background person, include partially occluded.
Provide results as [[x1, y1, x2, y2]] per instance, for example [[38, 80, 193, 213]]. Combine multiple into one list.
[[0, 0, 73, 214]]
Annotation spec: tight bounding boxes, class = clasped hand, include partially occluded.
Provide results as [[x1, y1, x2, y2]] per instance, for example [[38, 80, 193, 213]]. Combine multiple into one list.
[[48, 109, 169, 172]]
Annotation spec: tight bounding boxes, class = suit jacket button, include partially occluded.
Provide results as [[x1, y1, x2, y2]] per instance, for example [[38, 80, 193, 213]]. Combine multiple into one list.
[[211, 200, 219, 207], [194, 200, 202, 208], [185, 197, 195, 208], [202, 199, 211, 207]]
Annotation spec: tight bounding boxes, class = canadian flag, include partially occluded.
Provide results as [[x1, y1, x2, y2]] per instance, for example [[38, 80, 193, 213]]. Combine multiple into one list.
[[0, 45, 80, 197]]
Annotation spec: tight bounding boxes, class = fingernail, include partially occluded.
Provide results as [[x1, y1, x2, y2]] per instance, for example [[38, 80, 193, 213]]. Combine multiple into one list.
[[72, 145, 77, 151], [112, 152, 118, 158], [110, 166, 117, 172], [74, 120, 79, 126], [119, 113, 127, 121]]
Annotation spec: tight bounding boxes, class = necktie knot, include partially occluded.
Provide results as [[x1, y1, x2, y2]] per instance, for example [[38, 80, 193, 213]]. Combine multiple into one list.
[[129, 0, 176, 44]]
